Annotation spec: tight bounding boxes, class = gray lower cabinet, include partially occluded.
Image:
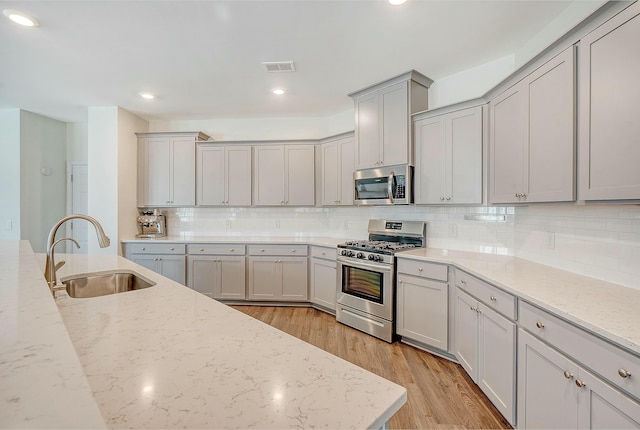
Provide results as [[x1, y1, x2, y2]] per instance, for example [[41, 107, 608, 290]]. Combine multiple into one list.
[[395, 258, 449, 351], [518, 301, 640, 429], [125, 243, 186, 285], [247, 245, 308, 301], [309, 246, 337, 312], [187, 244, 246, 300], [454, 271, 517, 426]]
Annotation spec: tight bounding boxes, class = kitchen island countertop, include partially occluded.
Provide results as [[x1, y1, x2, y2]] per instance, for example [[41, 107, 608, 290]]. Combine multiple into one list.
[[1, 240, 406, 429]]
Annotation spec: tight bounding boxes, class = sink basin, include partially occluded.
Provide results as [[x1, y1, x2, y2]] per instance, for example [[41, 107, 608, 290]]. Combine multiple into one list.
[[61, 270, 156, 298]]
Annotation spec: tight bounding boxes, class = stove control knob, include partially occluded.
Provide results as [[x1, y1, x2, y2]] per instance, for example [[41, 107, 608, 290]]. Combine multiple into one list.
[[368, 254, 375, 261], [374, 255, 383, 262], [356, 252, 364, 259], [341, 250, 348, 256], [348, 251, 355, 257]]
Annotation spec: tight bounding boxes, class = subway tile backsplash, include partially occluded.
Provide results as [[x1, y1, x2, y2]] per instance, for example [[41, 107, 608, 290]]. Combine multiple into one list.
[[163, 204, 640, 290]]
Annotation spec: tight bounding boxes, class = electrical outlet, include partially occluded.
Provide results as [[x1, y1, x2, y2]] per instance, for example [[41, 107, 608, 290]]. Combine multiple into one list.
[[449, 224, 458, 237], [546, 232, 555, 249]]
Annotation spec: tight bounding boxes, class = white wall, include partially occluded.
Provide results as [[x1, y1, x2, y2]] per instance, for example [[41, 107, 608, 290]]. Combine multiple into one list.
[[19, 110, 67, 252], [87, 107, 119, 254], [67, 122, 88, 163], [117, 108, 148, 244], [0, 109, 21, 240]]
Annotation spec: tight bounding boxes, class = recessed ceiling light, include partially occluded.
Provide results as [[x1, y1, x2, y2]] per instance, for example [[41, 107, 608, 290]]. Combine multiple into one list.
[[139, 92, 155, 100], [388, 0, 407, 5], [272, 89, 285, 95], [3, 9, 39, 27]]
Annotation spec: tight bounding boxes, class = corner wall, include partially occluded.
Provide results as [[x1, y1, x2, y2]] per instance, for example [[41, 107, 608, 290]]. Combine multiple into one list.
[[0, 109, 21, 240]]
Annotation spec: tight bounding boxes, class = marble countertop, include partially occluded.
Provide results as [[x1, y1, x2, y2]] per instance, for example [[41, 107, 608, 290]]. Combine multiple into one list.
[[121, 235, 348, 248], [397, 248, 640, 355], [29, 246, 405, 428]]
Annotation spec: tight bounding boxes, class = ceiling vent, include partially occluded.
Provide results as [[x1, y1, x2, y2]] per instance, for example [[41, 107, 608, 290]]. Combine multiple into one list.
[[262, 61, 296, 73]]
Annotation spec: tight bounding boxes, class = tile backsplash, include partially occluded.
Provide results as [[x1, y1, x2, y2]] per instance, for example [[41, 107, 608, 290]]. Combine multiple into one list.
[[163, 204, 640, 290]]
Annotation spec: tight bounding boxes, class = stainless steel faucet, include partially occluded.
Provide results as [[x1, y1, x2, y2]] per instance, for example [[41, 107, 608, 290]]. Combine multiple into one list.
[[44, 214, 111, 296]]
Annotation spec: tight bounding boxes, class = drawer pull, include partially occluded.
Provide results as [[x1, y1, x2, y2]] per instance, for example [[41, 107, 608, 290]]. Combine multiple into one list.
[[490, 296, 497, 302], [563, 371, 574, 379], [170, 247, 175, 251], [418, 268, 423, 272], [291, 249, 296, 253], [229, 248, 234, 252], [536, 322, 545, 329], [618, 369, 632, 379], [260, 249, 265, 252], [200, 248, 204, 252], [141, 247, 146, 251], [575, 379, 586, 388], [460, 279, 467, 285]]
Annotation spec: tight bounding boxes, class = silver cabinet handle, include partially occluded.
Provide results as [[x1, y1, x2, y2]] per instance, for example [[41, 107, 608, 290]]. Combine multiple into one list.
[[470, 306, 475, 311], [229, 248, 234, 252], [291, 249, 296, 253], [618, 369, 632, 379], [200, 248, 204, 252], [460, 279, 467, 285], [536, 322, 545, 329], [260, 249, 265, 252], [515, 193, 519, 198], [418, 267, 423, 272], [141, 247, 146, 251], [446, 196, 451, 201], [398, 280, 403, 284], [170, 247, 175, 251], [575, 379, 586, 388], [321, 252, 326, 256], [440, 197, 445, 201], [490, 296, 497, 302], [563, 370, 574, 379]]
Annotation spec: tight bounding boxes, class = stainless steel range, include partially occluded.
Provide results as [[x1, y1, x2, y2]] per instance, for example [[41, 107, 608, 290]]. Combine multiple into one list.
[[336, 219, 426, 343]]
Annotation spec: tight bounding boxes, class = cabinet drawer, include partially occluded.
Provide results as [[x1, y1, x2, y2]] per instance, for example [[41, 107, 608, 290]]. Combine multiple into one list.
[[457, 270, 516, 320], [248, 244, 308, 256], [129, 243, 186, 254], [397, 258, 448, 282], [187, 244, 245, 255], [311, 246, 336, 260], [520, 300, 640, 400]]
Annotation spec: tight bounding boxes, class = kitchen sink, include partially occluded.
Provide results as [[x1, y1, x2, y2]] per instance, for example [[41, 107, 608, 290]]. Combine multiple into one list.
[[61, 270, 156, 298]]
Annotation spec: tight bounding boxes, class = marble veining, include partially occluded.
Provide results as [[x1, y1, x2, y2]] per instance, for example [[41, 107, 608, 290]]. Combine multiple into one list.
[[398, 248, 640, 355], [53, 253, 406, 428]]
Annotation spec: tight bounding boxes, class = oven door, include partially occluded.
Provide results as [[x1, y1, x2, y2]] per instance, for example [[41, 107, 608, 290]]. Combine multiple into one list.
[[336, 257, 393, 321]]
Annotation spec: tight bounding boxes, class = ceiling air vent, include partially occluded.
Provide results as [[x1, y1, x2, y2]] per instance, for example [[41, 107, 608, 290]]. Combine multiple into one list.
[[262, 61, 296, 73]]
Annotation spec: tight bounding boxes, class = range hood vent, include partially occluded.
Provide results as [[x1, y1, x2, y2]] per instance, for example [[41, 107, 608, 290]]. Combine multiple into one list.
[[262, 61, 296, 72]]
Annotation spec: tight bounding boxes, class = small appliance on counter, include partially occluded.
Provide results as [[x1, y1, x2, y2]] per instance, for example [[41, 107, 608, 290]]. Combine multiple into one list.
[[136, 209, 167, 238]]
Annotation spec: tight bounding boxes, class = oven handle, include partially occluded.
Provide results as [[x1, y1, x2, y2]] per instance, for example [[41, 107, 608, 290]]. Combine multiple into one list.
[[337, 257, 392, 273], [388, 171, 395, 204]]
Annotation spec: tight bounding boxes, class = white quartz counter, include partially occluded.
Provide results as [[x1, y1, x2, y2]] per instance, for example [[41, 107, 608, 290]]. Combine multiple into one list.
[[45, 250, 406, 428], [0, 241, 106, 429], [121, 235, 348, 248], [397, 248, 640, 355]]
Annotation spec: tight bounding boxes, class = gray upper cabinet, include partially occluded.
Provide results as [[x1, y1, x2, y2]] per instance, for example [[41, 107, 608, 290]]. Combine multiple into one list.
[[197, 144, 252, 206], [137, 132, 209, 207], [350, 71, 432, 170], [490, 46, 575, 204], [321, 136, 355, 206], [414, 105, 483, 205], [578, 2, 640, 201]]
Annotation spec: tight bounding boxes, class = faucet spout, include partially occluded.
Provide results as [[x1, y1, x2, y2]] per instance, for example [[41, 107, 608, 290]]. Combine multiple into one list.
[[44, 214, 111, 295]]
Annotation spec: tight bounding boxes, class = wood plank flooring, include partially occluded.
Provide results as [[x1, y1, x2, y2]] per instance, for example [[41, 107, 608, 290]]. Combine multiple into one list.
[[231, 305, 512, 429]]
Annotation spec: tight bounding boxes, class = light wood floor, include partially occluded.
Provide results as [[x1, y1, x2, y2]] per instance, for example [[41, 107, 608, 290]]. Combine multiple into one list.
[[232, 305, 512, 430]]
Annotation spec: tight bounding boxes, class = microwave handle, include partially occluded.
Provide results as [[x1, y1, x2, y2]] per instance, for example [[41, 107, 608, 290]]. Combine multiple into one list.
[[388, 171, 395, 203]]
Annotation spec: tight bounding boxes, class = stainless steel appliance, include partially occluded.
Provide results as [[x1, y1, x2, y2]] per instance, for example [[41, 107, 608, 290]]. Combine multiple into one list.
[[336, 219, 426, 342], [353, 164, 412, 205], [136, 209, 167, 238]]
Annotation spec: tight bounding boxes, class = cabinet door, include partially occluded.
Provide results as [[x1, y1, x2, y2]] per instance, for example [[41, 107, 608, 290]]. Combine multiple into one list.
[[380, 81, 409, 167], [478, 303, 516, 426], [449, 106, 483, 204], [248, 257, 280, 300], [490, 83, 527, 204], [321, 142, 340, 206], [518, 329, 578, 429], [414, 115, 446, 204], [226, 146, 252, 206], [579, 4, 640, 200], [217, 256, 246, 300], [158, 255, 186, 284], [145, 137, 172, 206], [354, 92, 380, 169], [170, 137, 196, 206], [527, 46, 575, 203], [254, 146, 285, 205], [454, 288, 479, 380], [338, 137, 355, 205], [130, 254, 159, 273], [280, 257, 308, 301], [396, 274, 448, 350], [577, 367, 640, 429], [310, 257, 337, 311], [285, 145, 315, 206], [188, 255, 216, 297], [197, 146, 226, 206]]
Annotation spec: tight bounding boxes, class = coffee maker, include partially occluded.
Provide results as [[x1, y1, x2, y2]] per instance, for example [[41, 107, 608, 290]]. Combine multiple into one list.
[[136, 209, 167, 238]]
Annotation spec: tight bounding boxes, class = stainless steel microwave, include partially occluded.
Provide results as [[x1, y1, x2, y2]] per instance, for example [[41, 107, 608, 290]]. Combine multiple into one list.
[[353, 164, 412, 205]]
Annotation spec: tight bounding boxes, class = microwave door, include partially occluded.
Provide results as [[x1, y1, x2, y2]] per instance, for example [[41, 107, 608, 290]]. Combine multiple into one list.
[[355, 177, 390, 201]]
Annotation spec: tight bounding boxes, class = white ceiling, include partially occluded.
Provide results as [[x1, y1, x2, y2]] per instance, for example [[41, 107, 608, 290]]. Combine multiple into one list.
[[0, 0, 597, 123]]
